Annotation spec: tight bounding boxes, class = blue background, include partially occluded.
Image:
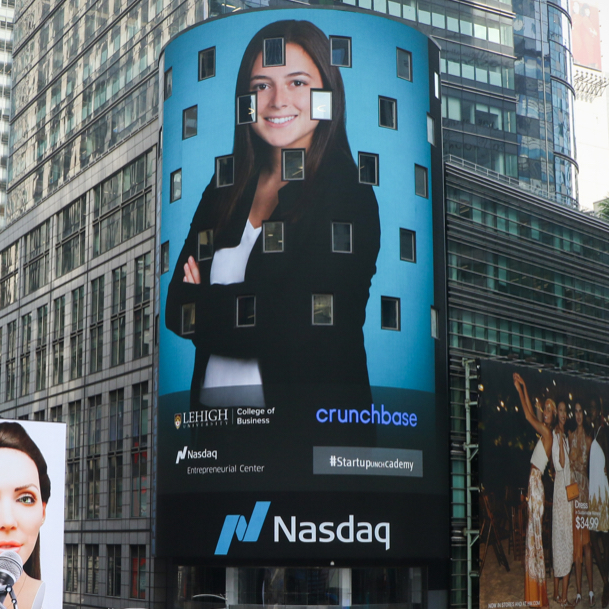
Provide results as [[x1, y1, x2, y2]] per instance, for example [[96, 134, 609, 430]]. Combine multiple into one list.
[[160, 7, 436, 397]]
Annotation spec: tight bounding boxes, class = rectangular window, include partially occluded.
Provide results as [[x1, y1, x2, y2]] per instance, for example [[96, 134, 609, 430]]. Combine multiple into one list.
[[70, 333, 83, 380], [359, 152, 379, 186], [263, 37, 284, 67], [282, 149, 305, 181], [87, 457, 100, 519], [37, 305, 48, 348], [332, 222, 352, 253], [379, 97, 397, 129], [414, 164, 428, 198], [109, 389, 124, 453], [198, 47, 215, 80], [107, 545, 121, 597], [310, 90, 332, 121], [237, 93, 257, 125], [88, 395, 102, 456], [236, 296, 256, 327], [330, 36, 351, 67], [164, 67, 172, 100], [397, 48, 412, 81], [381, 296, 401, 330], [23, 220, 50, 296], [182, 303, 195, 335], [56, 197, 86, 278], [198, 230, 214, 261], [52, 341, 64, 385], [131, 450, 148, 517], [90, 276, 104, 374], [133, 382, 149, 448], [108, 454, 123, 519], [112, 266, 127, 315], [216, 156, 234, 188], [263, 222, 284, 253], [66, 460, 80, 519], [85, 545, 99, 594], [72, 287, 84, 332], [0, 242, 18, 310], [66, 545, 78, 592], [312, 294, 333, 325], [170, 169, 182, 202], [111, 317, 126, 366], [20, 314, 31, 396], [5, 320, 15, 400], [54, 295, 66, 341], [431, 306, 439, 339], [427, 114, 435, 145], [400, 228, 416, 262], [35, 349, 47, 391], [68, 400, 82, 460], [134, 254, 152, 359], [161, 241, 170, 273], [50, 405, 61, 422], [182, 105, 198, 139]]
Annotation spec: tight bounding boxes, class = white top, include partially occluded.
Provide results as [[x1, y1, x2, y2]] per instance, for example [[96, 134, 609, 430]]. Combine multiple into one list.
[[530, 437, 548, 473], [202, 221, 264, 403], [590, 426, 609, 507]]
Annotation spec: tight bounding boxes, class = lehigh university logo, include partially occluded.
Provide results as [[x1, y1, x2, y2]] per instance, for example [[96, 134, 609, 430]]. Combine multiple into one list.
[[174, 413, 182, 430]]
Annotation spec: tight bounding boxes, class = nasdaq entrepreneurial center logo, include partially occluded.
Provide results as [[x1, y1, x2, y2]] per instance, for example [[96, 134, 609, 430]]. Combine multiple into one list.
[[215, 501, 271, 555]]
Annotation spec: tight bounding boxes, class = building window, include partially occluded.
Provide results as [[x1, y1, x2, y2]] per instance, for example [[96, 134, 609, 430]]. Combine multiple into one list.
[[20, 314, 31, 397], [381, 296, 401, 330], [379, 97, 397, 129], [312, 294, 333, 326], [237, 93, 257, 125], [182, 303, 195, 335], [85, 545, 99, 595], [400, 229, 416, 262], [68, 400, 82, 460], [330, 36, 351, 67], [107, 545, 121, 597], [130, 545, 146, 599], [66, 544, 78, 592], [109, 389, 124, 453], [198, 230, 213, 261], [164, 67, 172, 99], [111, 266, 126, 367], [0, 242, 18, 310], [90, 276, 104, 373], [236, 296, 256, 327], [431, 306, 439, 339], [170, 169, 182, 202], [133, 382, 149, 449], [427, 114, 435, 145], [161, 241, 170, 273], [35, 305, 48, 391], [70, 287, 84, 380], [109, 389, 124, 519], [56, 197, 86, 278], [50, 405, 61, 422], [23, 220, 50, 296], [131, 449, 148, 518], [332, 222, 352, 253], [216, 156, 234, 188], [282, 149, 305, 181], [66, 461, 80, 520], [263, 222, 284, 253], [199, 47, 215, 80], [415, 164, 428, 198], [182, 105, 198, 139], [67, 400, 81, 520], [33, 410, 45, 421], [5, 320, 15, 400], [134, 254, 152, 359], [87, 395, 102, 519], [263, 37, 284, 67], [397, 48, 412, 81], [310, 90, 332, 120], [359, 152, 379, 186], [52, 296, 65, 386]]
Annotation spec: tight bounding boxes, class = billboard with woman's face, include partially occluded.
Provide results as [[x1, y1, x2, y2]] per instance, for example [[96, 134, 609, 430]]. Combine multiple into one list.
[[157, 7, 448, 567], [0, 420, 66, 609]]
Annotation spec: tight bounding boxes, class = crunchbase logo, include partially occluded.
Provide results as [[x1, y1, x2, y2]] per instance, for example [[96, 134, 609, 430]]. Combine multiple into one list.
[[214, 502, 390, 555]]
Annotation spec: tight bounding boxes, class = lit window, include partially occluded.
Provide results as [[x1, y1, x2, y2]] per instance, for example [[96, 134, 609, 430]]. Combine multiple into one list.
[[330, 36, 351, 67], [414, 165, 428, 198], [397, 48, 412, 81], [332, 222, 352, 253], [263, 38, 284, 67], [164, 67, 172, 100], [198, 47, 215, 80], [161, 241, 169, 274], [359, 152, 379, 186], [434, 72, 440, 98], [381, 297, 400, 330], [236, 296, 256, 327], [379, 97, 397, 129], [282, 149, 305, 181], [170, 169, 182, 202], [431, 306, 439, 339], [312, 294, 333, 325], [198, 230, 213, 261], [182, 106, 198, 139], [427, 114, 435, 145], [311, 90, 332, 121], [400, 229, 416, 262], [237, 93, 257, 125], [263, 222, 284, 253], [216, 156, 234, 188], [181, 303, 195, 335]]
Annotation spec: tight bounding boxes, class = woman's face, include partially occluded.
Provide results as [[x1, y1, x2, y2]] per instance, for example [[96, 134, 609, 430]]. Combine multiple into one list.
[[250, 43, 323, 152], [558, 401, 567, 427], [575, 403, 584, 427], [0, 448, 46, 564], [543, 400, 554, 424]]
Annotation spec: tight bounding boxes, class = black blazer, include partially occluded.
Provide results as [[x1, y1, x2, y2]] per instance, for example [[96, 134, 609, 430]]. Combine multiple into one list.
[[166, 150, 381, 408]]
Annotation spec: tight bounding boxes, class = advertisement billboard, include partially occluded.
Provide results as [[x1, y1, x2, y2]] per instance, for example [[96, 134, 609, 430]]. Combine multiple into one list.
[[478, 360, 609, 608], [157, 7, 447, 566], [0, 419, 66, 609], [571, 1, 602, 71]]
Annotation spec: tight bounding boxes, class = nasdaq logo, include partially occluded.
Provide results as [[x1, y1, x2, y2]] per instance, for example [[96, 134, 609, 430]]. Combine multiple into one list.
[[214, 501, 271, 555]]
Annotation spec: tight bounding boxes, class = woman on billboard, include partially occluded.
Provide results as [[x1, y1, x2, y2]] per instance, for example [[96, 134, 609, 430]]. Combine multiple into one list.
[[513, 373, 554, 608], [166, 20, 381, 409], [0, 422, 49, 609], [569, 401, 594, 606]]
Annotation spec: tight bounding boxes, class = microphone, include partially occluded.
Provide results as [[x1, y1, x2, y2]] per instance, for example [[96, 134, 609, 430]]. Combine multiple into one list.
[[0, 551, 23, 608]]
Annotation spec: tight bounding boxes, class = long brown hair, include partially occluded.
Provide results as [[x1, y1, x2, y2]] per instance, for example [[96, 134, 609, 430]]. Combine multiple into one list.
[[215, 19, 353, 233], [0, 422, 51, 579]]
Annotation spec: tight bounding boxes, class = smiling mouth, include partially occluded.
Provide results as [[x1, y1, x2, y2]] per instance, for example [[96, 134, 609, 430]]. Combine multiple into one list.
[[0, 542, 22, 551], [266, 116, 296, 125]]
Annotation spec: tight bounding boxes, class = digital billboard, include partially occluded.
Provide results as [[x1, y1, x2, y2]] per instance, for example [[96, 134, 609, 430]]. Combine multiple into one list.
[[0, 419, 66, 609], [157, 6, 448, 567], [571, 1, 602, 71], [478, 360, 609, 608]]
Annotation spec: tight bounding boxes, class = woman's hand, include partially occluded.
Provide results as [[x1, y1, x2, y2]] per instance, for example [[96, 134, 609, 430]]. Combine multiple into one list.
[[183, 256, 201, 284], [513, 372, 524, 389]]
